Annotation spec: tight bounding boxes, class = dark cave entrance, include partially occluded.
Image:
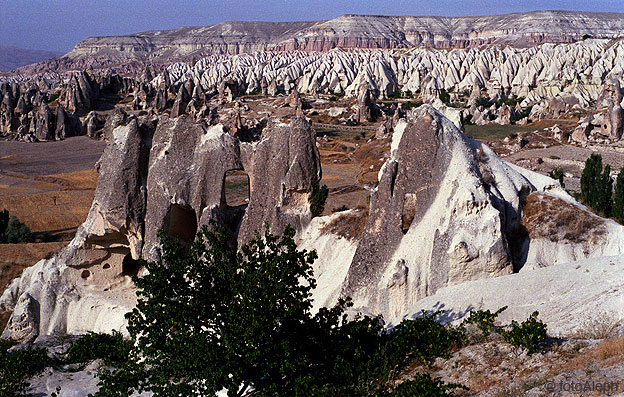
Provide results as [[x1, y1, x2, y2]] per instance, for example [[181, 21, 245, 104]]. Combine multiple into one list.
[[166, 204, 198, 246], [122, 253, 142, 277]]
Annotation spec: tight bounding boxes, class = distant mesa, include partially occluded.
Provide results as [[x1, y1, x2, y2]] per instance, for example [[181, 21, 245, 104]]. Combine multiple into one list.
[[0, 46, 63, 72], [7, 10, 624, 76]]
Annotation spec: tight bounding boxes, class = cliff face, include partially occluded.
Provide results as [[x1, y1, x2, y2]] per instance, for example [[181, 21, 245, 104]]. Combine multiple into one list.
[[66, 11, 624, 61]]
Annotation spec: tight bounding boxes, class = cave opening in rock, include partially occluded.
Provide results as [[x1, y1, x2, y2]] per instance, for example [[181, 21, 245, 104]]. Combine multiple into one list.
[[122, 253, 142, 277], [223, 170, 250, 208], [165, 204, 198, 246]]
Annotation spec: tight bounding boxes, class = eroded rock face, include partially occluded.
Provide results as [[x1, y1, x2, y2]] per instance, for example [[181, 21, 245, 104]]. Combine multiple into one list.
[[341, 107, 520, 317], [1, 114, 321, 341]]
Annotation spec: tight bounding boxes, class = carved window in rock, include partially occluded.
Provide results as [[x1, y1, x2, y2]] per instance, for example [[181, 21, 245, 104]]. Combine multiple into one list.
[[165, 204, 198, 246], [223, 170, 250, 208]]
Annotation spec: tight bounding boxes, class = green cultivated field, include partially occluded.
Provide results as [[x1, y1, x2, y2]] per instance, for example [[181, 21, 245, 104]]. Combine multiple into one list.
[[464, 124, 536, 141]]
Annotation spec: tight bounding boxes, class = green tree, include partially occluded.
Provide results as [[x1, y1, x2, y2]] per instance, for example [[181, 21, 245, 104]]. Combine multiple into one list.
[[96, 226, 463, 396], [4, 216, 33, 243], [310, 184, 329, 217], [0, 209, 8, 243], [613, 168, 624, 224], [580, 154, 613, 216], [598, 164, 613, 217]]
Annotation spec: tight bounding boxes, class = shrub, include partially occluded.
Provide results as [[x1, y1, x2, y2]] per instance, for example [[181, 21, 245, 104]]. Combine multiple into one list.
[[390, 310, 462, 363], [438, 89, 451, 105], [0, 339, 50, 396], [462, 306, 507, 339], [548, 167, 565, 189], [510, 105, 532, 123], [573, 311, 621, 339], [65, 330, 132, 365], [0, 210, 8, 243], [495, 94, 524, 108], [310, 184, 329, 217], [46, 91, 61, 103], [402, 101, 423, 110], [475, 95, 493, 108], [500, 311, 548, 354], [462, 113, 474, 125]]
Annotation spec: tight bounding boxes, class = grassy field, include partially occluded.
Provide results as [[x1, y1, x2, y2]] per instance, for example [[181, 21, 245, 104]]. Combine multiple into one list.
[[464, 124, 536, 141]]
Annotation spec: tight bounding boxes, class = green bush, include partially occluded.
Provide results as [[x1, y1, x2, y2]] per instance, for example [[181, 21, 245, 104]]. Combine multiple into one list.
[[495, 95, 524, 108], [0, 210, 8, 243], [65, 330, 132, 365], [462, 114, 474, 126], [46, 91, 61, 103], [438, 89, 451, 105], [402, 101, 423, 110], [391, 311, 462, 364], [475, 95, 493, 108], [500, 311, 548, 354], [549, 167, 565, 189], [310, 184, 329, 217], [0, 339, 50, 396], [462, 306, 507, 338], [510, 105, 532, 123]]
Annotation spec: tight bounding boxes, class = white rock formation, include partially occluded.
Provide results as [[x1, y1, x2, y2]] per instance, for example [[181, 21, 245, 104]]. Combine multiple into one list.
[[406, 255, 624, 336], [3, 106, 624, 342], [302, 106, 624, 321]]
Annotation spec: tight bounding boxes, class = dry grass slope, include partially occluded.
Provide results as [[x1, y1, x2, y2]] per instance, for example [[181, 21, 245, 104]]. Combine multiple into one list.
[[522, 193, 606, 244]]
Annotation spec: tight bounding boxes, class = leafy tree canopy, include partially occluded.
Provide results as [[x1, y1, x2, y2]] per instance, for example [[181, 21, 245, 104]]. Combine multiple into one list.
[[95, 225, 464, 396]]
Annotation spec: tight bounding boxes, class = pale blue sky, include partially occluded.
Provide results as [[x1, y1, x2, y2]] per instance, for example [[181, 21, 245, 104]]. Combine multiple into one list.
[[1, 0, 623, 52]]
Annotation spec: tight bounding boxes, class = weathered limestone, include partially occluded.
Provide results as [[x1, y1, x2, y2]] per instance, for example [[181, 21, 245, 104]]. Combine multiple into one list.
[[340, 106, 521, 317], [1, 114, 321, 341]]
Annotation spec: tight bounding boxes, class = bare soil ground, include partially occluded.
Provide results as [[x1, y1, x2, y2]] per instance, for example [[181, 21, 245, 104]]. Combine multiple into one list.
[[0, 136, 104, 298], [412, 335, 624, 396]]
